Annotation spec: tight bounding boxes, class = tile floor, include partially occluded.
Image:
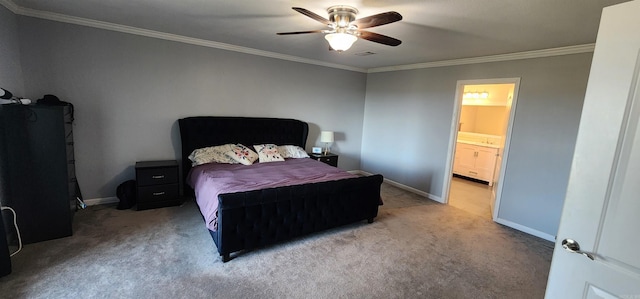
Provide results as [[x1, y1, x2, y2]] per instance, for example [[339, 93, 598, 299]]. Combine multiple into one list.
[[448, 175, 493, 218]]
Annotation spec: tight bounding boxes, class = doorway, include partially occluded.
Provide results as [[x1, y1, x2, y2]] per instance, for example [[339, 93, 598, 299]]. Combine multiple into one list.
[[442, 78, 520, 220]]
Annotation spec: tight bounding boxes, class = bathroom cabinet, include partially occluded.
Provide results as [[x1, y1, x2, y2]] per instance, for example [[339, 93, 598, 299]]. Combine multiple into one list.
[[453, 142, 498, 185]]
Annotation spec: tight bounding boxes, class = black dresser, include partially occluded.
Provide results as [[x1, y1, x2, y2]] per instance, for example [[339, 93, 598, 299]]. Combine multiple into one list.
[[0, 105, 78, 244]]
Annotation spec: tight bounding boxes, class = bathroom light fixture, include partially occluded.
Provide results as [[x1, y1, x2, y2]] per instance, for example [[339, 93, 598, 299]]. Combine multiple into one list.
[[324, 32, 358, 52], [320, 131, 335, 155], [463, 91, 489, 99]]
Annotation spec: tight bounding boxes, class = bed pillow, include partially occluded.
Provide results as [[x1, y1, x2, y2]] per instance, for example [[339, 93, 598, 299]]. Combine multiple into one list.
[[225, 144, 259, 165], [254, 144, 285, 163], [278, 145, 309, 158], [188, 144, 238, 166]]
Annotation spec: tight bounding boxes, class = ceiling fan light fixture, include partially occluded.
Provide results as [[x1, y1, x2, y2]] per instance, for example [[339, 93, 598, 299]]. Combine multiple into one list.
[[328, 5, 358, 27], [278, 6, 402, 50], [325, 33, 357, 52]]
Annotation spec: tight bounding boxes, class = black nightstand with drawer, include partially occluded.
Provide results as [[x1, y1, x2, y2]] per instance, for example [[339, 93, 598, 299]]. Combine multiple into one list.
[[135, 160, 181, 210], [309, 152, 339, 167]]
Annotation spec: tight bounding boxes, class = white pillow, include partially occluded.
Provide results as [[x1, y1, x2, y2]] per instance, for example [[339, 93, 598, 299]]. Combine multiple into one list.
[[224, 144, 259, 165], [254, 144, 285, 163], [188, 144, 238, 166], [278, 145, 309, 158]]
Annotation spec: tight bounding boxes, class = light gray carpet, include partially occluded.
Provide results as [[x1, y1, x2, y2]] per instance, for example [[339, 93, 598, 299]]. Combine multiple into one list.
[[0, 183, 553, 298]]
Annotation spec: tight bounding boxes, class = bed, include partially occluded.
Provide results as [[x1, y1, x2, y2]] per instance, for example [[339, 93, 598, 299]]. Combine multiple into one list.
[[179, 116, 384, 262]]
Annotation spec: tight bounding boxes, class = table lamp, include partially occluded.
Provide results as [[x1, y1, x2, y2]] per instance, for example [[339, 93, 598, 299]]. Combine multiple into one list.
[[320, 131, 334, 155]]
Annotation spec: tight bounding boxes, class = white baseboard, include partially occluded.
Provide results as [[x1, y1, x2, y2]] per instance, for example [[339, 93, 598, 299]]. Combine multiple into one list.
[[494, 217, 556, 242], [83, 170, 436, 207], [354, 170, 443, 203], [354, 169, 555, 242], [84, 171, 555, 242], [84, 196, 118, 206]]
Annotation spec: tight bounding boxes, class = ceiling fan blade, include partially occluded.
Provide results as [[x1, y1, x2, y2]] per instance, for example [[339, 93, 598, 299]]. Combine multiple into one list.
[[292, 7, 331, 25], [277, 30, 324, 35], [353, 11, 402, 29], [358, 30, 402, 46]]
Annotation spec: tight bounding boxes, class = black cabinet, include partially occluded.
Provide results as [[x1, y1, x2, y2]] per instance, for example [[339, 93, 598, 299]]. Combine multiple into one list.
[[135, 160, 181, 210], [309, 152, 339, 167], [0, 105, 78, 244], [0, 209, 11, 277]]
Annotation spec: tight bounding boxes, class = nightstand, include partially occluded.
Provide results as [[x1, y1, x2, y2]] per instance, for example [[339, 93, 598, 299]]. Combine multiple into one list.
[[309, 152, 339, 167], [135, 160, 181, 210]]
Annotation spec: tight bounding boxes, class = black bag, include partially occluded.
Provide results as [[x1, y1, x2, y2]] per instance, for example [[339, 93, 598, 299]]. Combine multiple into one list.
[[116, 180, 137, 210], [37, 94, 75, 122], [37, 94, 64, 105]]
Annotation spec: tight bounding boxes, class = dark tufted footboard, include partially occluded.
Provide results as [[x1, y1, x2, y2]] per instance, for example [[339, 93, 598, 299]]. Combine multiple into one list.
[[210, 174, 384, 262]]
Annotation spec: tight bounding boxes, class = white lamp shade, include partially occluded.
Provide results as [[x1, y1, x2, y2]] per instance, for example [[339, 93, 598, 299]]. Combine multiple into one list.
[[320, 131, 335, 143], [324, 33, 357, 51]]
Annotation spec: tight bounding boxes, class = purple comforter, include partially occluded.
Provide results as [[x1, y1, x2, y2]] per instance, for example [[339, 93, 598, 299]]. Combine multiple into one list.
[[188, 158, 357, 231]]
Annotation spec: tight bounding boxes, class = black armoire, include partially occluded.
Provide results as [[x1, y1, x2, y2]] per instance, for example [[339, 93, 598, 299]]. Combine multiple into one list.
[[0, 207, 11, 277], [0, 104, 78, 244]]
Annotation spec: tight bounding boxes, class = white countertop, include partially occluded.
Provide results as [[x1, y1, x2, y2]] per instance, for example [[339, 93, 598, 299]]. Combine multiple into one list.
[[457, 140, 501, 149]]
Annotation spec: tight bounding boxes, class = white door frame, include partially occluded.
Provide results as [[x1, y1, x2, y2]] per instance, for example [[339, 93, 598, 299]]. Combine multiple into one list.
[[441, 77, 521, 221]]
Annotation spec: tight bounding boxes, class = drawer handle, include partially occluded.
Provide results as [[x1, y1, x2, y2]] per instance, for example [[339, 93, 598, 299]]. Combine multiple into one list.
[[153, 192, 165, 196], [469, 171, 478, 175], [152, 175, 165, 179]]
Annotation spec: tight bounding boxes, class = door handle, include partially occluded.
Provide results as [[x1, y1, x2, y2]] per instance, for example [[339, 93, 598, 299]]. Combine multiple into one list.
[[561, 238, 595, 260]]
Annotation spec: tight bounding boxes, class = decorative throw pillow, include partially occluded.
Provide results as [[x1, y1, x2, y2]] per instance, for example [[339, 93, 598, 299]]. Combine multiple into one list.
[[188, 144, 238, 166], [278, 145, 309, 158], [225, 144, 259, 165], [254, 144, 285, 163]]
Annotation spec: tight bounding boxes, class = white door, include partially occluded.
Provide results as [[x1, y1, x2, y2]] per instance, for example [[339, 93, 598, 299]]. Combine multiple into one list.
[[490, 150, 501, 213], [545, 1, 640, 297]]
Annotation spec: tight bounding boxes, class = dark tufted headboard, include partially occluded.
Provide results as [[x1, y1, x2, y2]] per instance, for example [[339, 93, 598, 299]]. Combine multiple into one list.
[[178, 116, 309, 196]]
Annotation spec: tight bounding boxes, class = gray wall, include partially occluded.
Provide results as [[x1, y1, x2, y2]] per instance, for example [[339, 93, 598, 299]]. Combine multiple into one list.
[[0, 5, 24, 95], [362, 54, 591, 237], [16, 17, 367, 199], [3, 7, 593, 238]]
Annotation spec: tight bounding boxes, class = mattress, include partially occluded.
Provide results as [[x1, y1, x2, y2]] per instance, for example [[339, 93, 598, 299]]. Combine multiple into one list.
[[188, 158, 357, 231]]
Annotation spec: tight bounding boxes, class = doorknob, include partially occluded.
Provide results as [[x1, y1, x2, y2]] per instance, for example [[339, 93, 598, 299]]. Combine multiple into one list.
[[561, 238, 595, 260]]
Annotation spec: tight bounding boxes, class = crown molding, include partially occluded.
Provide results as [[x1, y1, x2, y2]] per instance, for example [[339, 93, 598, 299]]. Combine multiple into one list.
[[367, 44, 595, 73], [9, 3, 367, 73], [2, 0, 595, 74], [0, 0, 18, 13]]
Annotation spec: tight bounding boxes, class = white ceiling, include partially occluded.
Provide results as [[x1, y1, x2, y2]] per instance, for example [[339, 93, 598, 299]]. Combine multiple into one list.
[[6, 0, 632, 70]]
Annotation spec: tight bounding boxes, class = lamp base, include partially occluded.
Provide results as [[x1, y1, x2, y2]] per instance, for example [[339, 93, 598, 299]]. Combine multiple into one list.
[[323, 143, 331, 155]]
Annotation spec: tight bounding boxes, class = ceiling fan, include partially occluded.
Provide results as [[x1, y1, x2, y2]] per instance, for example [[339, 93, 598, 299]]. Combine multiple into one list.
[[277, 6, 402, 52]]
